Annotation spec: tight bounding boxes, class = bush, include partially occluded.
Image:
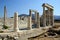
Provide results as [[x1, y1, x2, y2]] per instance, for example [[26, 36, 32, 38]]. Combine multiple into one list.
[[3, 25, 8, 29], [0, 31, 3, 33]]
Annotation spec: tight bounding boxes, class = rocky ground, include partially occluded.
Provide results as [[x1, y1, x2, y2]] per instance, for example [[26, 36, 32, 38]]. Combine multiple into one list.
[[28, 25, 60, 40]]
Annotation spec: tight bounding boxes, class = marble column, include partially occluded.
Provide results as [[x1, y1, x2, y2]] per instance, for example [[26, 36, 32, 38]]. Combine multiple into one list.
[[28, 16, 32, 29], [52, 9, 54, 26], [37, 13, 40, 28], [43, 6, 46, 27], [48, 8, 51, 26], [45, 10, 48, 26], [35, 12, 37, 24], [29, 9, 32, 17], [28, 9, 32, 29], [50, 9, 54, 26], [4, 6, 7, 25], [14, 12, 19, 32]]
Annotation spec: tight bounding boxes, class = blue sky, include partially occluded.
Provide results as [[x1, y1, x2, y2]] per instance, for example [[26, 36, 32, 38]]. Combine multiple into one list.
[[0, 0, 60, 17]]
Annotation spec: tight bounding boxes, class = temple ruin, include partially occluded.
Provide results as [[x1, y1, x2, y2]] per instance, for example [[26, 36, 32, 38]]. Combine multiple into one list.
[[42, 3, 54, 27], [0, 3, 57, 40]]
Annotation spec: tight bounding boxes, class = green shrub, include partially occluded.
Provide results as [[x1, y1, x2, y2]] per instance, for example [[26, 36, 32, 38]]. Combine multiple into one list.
[[3, 25, 8, 29], [0, 31, 3, 33]]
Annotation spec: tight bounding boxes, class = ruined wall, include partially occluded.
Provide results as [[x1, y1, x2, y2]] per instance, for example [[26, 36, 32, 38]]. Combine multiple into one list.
[[0, 16, 28, 30]]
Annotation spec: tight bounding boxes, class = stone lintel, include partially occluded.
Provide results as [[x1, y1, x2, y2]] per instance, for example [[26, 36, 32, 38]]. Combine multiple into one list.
[[42, 3, 53, 9]]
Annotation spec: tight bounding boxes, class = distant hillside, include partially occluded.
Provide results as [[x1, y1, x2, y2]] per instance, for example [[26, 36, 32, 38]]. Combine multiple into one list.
[[18, 14, 29, 17], [18, 14, 35, 20], [54, 16, 60, 20], [11, 14, 60, 21]]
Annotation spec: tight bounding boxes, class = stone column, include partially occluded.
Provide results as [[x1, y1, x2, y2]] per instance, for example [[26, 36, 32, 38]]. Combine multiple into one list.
[[14, 12, 19, 32], [28, 9, 32, 29], [28, 16, 32, 29], [50, 9, 54, 26], [52, 9, 54, 26], [29, 9, 32, 17], [35, 12, 37, 24], [4, 6, 7, 25], [37, 13, 40, 28], [45, 10, 48, 26], [43, 6, 46, 27], [48, 8, 51, 26]]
